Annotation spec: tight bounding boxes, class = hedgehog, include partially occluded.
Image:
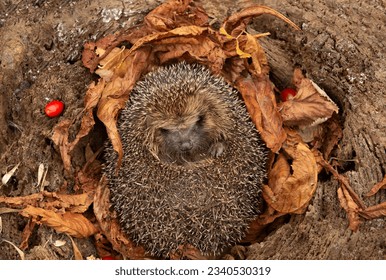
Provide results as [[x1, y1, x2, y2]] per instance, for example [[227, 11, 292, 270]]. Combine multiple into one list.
[[103, 62, 267, 258]]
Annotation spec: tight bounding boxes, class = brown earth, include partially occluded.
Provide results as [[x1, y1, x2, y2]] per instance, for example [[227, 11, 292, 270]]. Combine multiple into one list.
[[0, 0, 385, 260]]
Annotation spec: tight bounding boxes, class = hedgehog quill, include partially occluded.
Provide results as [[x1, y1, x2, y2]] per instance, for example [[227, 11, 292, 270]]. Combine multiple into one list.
[[103, 62, 267, 258]]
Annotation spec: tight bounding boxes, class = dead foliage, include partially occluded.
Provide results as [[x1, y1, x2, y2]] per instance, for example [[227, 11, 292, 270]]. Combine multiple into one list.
[[0, 0, 383, 260]]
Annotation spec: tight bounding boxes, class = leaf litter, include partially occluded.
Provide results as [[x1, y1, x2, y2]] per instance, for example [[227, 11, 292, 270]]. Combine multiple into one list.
[[0, 0, 384, 259]]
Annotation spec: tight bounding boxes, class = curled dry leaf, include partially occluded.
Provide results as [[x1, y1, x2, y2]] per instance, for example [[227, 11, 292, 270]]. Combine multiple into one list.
[[0, 191, 94, 214], [315, 151, 366, 210], [337, 187, 361, 232], [359, 202, 386, 220], [144, 0, 207, 31], [241, 217, 267, 243], [67, 234, 83, 260], [1, 239, 25, 260], [279, 68, 339, 127], [1, 163, 20, 186], [263, 131, 318, 214], [0, 192, 44, 208], [97, 48, 153, 170], [236, 75, 286, 153], [19, 219, 36, 250], [222, 5, 300, 36], [20, 205, 97, 238], [40, 192, 94, 213], [365, 175, 386, 197], [93, 177, 146, 259], [51, 80, 105, 174]]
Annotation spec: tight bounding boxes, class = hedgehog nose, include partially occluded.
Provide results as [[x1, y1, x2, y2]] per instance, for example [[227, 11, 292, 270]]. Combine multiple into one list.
[[180, 141, 193, 151]]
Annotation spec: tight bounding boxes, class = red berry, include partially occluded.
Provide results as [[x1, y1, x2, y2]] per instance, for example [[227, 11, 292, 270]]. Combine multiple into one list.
[[280, 88, 297, 102], [102, 256, 115, 260], [45, 100, 64, 117]]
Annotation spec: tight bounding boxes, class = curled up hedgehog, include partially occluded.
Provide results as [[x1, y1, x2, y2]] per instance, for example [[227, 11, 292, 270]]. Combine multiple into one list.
[[103, 62, 267, 258]]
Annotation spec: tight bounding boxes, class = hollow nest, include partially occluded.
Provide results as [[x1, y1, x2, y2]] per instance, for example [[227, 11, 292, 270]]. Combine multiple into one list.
[[1, 0, 384, 260]]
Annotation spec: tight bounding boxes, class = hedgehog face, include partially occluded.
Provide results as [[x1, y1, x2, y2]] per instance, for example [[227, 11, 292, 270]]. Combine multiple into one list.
[[145, 93, 231, 165]]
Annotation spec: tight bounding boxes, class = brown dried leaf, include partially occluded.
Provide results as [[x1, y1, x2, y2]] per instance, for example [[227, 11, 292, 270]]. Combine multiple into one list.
[[236, 75, 286, 153], [222, 5, 300, 36], [82, 34, 120, 72], [41, 192, 94, 213], [20, 205, 97, 238], [1, 239, 25, 260], [19, 219, 36, 250], [0, 191, 94, 214], [256, 205, 287, 225], [242, 217, 267, 243], [337, 187, 361, 231], [129, 25, 207, 54], [315, 114, 343, 158], [94, 233, 120, 260], [0, 192, 44, 208], [144, 0, 191, 30], [279, 69, 339, 127], [359, 202, 386, 219], [51, 80, 104, 174], [51, 119, 73, 173], [93, 177, 146, 259], [263, 133, 318, 213], [97, 48, 153, 170], [68, 234, 83, 260], [366, 175, 386, 197], [316, 151, 366, 210], [153, 34, 226, 74]]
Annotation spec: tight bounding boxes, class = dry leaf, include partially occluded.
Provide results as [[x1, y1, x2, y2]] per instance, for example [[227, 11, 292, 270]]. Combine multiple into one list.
[[316, 151, 366, 210], [365, 175, 386, 197], [242, 217, 267, 243], [279, 68, 339, 127], [0, 191, 94, 214], [19, 219, 36, 250], [317, 114, 343, 159], [51, 120, 73, 174], [222, 5, 300, 36], [144, 0, 207, 31], [68, 234, 83, 260], [263, 131, 318, 213], [236, 75, 286, 153], [1, 163, 20, 185], [359, 202, 386, 219], [337, 187, 361, 231], [93, 177, 146, 259], [51, 80, 105, 175], [1, 239, 25, 260], [153, 34, 226, 74], [20, 205, 97, 238], [0, 192, 44, 208], [82, 34, 120, 72], [40, 192, 94, 213], [97, 48, 153, 170]]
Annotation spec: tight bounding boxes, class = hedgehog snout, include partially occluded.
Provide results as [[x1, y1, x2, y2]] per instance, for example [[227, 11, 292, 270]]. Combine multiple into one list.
[[179, 139, 194, 151]]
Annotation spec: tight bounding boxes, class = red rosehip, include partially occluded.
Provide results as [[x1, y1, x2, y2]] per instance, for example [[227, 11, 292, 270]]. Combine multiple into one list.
[[280, 88, 297, 102], [101, 256, 115, 260], [45, 100, 64, 117]]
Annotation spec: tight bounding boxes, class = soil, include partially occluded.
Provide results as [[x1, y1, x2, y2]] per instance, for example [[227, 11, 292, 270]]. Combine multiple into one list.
[[0, 0, 385, 260]]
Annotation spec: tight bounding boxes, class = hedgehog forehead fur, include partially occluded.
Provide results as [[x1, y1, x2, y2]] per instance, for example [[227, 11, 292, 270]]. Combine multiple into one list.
[[104, 62, 268, 258]]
